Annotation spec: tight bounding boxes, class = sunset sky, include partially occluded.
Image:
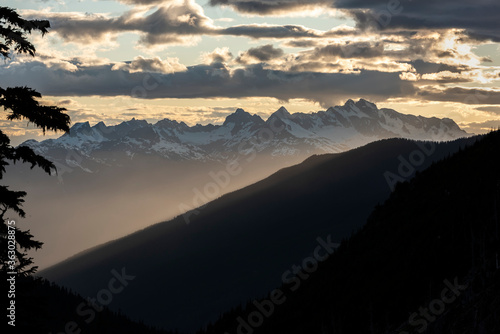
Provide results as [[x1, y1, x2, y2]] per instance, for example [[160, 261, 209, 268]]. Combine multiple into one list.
[[2, 0, 500, 145]]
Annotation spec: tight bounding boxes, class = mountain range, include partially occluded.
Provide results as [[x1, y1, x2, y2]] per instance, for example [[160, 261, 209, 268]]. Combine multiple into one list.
[[22, 99, 469, 171]]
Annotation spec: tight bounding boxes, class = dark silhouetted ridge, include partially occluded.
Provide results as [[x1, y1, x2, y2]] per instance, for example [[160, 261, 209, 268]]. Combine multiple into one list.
[[40, 135, 478, 332], [201, 130, 500, 334]]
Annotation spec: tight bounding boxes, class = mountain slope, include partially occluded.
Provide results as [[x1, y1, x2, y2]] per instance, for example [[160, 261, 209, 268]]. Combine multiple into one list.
[[201, 130, 500, 334], [40, 135, 477, 332]]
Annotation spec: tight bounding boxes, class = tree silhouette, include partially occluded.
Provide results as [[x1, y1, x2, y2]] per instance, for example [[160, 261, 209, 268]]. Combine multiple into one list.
[[0, 6, 70, 276]]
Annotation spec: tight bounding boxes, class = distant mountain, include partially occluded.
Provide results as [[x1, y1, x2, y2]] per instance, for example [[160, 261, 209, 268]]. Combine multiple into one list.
[[200, 130, 500, 334], [40, 135, 478, 332], [22, 99, 470, 171]]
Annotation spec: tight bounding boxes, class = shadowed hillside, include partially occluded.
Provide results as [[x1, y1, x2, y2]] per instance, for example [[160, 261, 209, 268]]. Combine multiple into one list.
[[40, 135, 478, 332], [200, 130, 500, 334]]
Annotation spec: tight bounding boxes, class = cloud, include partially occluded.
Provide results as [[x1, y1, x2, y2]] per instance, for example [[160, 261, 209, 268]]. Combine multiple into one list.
[[209, 0, 333, 15], [283, 40, 319, 48], [310, 41, 385, 59], [25, 4, 354, 47], [111, 56, 187, 73], [417, 87, 500, 104], [201, 47, 233, 64], [121, 112, 147, 117], [0, 60, 415, 108], [133, 2, 215, 45], [413, 69, 500, 84], [475, 106, 500, 115], [36, 12, 120, 44], [268, 39, 438, 74], [218, 23, 325, 39], [461, 119, 500, 133], [42, 98, 76, 106], [209, 0, 500, 42], [24, 1, 215, 46], [341, 0, 500, 42], [116, 0, 166, 4], [236, 44, 283, 63], [274, 30, 489, 75], [408, 60, 470, 75]]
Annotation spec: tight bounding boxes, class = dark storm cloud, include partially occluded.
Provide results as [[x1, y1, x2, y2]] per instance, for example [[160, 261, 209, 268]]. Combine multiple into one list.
[[339, 0, 500, 42], [0, 60, 415, 107], [210, 0, 500, 41], [209, 0, 332, 15]]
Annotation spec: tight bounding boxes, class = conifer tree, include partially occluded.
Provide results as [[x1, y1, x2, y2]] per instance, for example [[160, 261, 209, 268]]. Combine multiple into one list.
[[0, 6, 70, 276]]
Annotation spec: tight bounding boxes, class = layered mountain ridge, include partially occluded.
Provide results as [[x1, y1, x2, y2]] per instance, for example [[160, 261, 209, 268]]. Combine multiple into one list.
[[40, 135, 479, 332]]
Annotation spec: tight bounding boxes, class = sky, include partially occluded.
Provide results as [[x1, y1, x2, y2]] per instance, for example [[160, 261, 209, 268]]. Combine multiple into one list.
[[1, 0, 500, 145]]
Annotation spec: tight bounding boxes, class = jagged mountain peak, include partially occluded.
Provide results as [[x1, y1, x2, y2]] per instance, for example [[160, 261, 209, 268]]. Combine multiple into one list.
[[93, 121, 107, 130], [355, 98, 377, 109], [67, 121, 91, 137], [340, 98, 378, 114], [344, 98, 356, 106], [223, 108, 251, 124], [70, 121, 91, 130], [270, 106, 291, 119], [223, 108, 263, 126], [342, 99, 362, 113]]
